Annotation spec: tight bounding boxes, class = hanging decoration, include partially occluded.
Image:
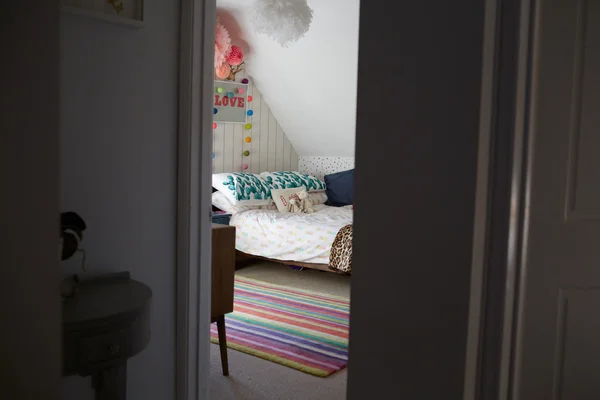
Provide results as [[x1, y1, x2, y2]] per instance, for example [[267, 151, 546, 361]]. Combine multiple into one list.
[[212, 16, 256, 172], [214, 17, 246, 81], [214, 20, 231, 69], [214, 80, 249, 123], [251, 0, 314, 47]]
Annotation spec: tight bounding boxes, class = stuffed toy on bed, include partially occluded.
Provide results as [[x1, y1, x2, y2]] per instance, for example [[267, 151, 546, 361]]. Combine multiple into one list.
[[286, 191, 315, 214], [286, 197, 302, 213], [297, 190, 316, 213]]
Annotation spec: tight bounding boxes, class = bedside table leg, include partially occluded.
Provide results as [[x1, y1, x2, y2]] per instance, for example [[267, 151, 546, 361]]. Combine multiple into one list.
[[92, 363, 127, 400], [216, 315, 229, 376]]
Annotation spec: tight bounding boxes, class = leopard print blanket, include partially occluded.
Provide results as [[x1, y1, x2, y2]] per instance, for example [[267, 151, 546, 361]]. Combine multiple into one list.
[[329, 224, 352, 274]]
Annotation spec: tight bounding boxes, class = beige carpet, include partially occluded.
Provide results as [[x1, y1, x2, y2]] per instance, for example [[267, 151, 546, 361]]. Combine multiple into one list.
[[210, 261, 351, 400]]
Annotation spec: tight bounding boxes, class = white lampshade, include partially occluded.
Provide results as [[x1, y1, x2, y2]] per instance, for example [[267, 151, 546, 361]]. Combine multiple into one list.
[[251, 0, 314, 47]]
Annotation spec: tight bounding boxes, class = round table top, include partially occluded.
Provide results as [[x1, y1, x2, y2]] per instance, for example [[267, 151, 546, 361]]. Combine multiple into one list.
[[62, 279, 152, 326]]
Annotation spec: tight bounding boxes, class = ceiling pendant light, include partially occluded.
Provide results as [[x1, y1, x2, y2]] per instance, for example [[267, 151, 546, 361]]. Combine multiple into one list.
[[251, 0, 314, 48]]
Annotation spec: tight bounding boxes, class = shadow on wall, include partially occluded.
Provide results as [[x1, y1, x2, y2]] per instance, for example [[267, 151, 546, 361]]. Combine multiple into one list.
[[217, 8, 252, 59]]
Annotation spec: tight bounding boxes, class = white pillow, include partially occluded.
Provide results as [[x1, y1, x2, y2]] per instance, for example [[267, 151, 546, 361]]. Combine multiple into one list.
[[212, 191, 276, 215], [271, 187, 307, 213], [212, 191, 235, 213], [259, 171, 326, 192], [307, 191, 328, 205], [212, 172, 272, 205]]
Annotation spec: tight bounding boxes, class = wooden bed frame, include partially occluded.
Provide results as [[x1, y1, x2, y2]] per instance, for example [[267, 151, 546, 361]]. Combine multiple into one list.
[[235, 250, 340, 273], [213, 189, 345, 275]]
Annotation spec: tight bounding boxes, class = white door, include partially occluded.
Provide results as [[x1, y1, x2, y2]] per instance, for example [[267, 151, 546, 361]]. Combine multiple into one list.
[[513, 0, 600, 398]]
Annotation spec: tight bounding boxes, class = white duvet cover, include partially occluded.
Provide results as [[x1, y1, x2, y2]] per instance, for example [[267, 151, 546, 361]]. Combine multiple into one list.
[[230, 204, 353, 264]]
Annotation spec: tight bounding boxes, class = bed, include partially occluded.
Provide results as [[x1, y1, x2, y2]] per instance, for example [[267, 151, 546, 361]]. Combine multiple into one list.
[[229, 204, 353, 273], [211, 170, 354, 274]]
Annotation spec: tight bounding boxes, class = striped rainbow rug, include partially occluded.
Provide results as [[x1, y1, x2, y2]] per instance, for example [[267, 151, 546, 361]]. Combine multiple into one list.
[[210, 276, 350, 377]]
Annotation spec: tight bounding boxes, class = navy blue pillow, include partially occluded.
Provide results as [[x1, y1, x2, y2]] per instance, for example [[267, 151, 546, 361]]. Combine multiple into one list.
[[324, 169, 354, 207]]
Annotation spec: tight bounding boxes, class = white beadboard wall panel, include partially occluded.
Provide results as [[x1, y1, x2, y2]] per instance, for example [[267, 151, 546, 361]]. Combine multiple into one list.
[[291, 149, 299, 171], [276, 124, 284, 168], [223, 124, 234, 172], [259, 95, 269, 173], [267, 109, 277, 171], [212, 111, 223, 172], [233, 120, 243, 170], [283, 134, 291, 171], [249, 82, 261, 174], [212, 71, 298, 174], [298, 156, 355, 180]]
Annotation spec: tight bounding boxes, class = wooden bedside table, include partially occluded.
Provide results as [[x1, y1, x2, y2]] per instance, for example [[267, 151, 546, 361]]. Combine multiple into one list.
[[211, 223, 235, 375]]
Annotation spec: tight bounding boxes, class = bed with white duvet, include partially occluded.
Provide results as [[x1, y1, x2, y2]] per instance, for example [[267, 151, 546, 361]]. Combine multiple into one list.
[[230, 204, 353, 265]]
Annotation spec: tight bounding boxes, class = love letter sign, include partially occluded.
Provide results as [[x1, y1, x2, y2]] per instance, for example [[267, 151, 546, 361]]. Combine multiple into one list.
[[213, 80, 249, 123]]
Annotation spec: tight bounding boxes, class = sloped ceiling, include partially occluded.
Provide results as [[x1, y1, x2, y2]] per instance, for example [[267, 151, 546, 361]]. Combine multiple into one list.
[[216, 0, 359, 157]]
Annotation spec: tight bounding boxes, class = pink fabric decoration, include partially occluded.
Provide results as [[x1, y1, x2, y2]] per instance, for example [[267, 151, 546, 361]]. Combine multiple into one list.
[[226, 45, 244, 66], [238, 88, 245, 94], [215, 63, 231, 79], [214, 22, 232, 69]]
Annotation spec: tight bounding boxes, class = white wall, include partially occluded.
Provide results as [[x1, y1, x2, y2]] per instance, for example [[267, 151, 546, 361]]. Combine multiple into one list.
[[298, 156, 354, 180], [59, 1, 179, 398], [213, 72, 299, 173], [215, 0, 359, 157]]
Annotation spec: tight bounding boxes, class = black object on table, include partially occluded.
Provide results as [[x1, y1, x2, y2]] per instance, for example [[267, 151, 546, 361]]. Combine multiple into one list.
[[62, 272, 152, 400], [212, 212, 232, 225]]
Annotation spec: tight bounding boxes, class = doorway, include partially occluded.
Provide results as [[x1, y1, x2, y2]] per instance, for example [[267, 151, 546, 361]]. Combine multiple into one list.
[[176, 0, 359, 399]]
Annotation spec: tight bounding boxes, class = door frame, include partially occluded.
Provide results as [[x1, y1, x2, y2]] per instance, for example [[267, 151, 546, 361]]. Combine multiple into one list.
[[176, 0, 216, 398], [463, 0, 537, 398], [175, 0, 539, 398]]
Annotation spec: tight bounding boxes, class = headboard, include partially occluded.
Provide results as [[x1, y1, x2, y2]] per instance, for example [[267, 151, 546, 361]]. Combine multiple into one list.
[[298, 156, 355, 181]]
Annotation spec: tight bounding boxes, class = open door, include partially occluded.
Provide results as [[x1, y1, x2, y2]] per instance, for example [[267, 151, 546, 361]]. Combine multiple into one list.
[[1, 2, 61, 399], [511, 0, 600, 398]]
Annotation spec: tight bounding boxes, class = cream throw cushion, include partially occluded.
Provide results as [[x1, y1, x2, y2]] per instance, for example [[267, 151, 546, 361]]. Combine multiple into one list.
[[271, 187, 307, 213]]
